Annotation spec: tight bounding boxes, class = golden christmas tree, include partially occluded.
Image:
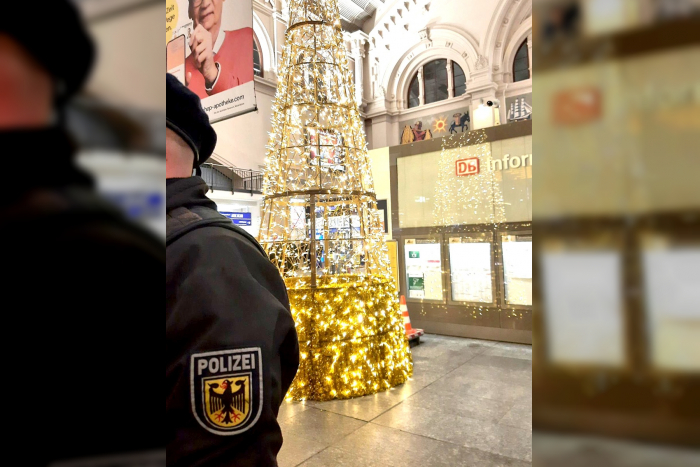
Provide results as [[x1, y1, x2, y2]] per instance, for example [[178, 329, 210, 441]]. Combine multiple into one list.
[[258, 0, 412, 401]]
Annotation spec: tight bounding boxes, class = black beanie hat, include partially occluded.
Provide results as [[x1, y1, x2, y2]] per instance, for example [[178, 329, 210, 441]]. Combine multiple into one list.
[[166, 74, 217, 166], [0, 1, 94, 106]]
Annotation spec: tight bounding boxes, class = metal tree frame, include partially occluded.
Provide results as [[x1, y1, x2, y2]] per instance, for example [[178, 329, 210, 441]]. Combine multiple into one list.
[[258, 0, 389, 287], [257, 0, 411, 401]]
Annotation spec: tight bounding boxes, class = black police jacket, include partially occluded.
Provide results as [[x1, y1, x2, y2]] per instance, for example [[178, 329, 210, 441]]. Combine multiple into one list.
[[1, 127, 164, 465], [166, 177, 299, 467]]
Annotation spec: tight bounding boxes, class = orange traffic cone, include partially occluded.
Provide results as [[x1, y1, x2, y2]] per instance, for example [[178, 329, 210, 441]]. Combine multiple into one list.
[[400, 295, 423, 342]]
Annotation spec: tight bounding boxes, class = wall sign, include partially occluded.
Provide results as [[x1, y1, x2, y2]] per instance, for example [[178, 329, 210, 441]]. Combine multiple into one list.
[[506, 93, 533, 123], [220, 212, 252, 226], [552, 87, 601, 125], [408, 275, 425, 291], [454, 154, 532, 177], [456, 157, 480, 176]]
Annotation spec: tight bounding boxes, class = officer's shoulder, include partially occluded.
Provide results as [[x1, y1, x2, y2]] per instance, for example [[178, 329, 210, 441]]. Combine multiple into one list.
[[63, 189, 163, 257], [177, 222, 264, 261]]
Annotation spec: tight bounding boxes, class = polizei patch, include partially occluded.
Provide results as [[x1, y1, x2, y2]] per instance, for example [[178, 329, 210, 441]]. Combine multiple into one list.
[[190, 348, 263, 435]]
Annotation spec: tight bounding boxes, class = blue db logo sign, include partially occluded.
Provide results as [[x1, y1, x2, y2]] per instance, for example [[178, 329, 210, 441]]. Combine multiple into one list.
[[456, 157, 479, 176]]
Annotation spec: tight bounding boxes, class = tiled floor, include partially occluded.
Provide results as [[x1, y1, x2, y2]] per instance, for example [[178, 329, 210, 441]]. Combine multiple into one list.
[[533, 432, 700, 466], [277, 334, 532, 467]]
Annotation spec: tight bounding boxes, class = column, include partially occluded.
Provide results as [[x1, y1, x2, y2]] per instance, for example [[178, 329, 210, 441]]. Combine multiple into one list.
[[350, 40, 366, 107], [527, 33, 533, 79], [447, 61, 454, 98], [418, 67, 425, 106]]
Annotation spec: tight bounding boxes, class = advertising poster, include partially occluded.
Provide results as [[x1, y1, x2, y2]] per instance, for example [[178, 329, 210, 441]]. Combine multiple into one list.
[[166, 0, 257, 122]]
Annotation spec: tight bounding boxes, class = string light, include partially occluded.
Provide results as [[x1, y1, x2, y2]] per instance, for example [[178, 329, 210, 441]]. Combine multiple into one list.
[[257, 0, 412, 401]]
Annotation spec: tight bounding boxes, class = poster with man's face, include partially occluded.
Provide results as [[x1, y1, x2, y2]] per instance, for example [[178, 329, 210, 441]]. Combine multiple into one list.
[[166, 0, 256, 123]]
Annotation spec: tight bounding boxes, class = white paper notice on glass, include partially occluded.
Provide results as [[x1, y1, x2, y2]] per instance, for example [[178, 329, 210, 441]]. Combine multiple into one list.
[[643, 247, 700, 372], [449, 242, 493, 303], [502, 240, 532, 306], [541, 250, 626, 367], [503, 241, 532, 279]]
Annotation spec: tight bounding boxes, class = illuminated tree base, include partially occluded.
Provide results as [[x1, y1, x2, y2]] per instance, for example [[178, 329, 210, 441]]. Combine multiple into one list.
[[285, 275, 413, 401]]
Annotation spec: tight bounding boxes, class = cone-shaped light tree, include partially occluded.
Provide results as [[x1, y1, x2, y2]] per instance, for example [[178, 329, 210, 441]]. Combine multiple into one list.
[[258, 0, 412, 401]]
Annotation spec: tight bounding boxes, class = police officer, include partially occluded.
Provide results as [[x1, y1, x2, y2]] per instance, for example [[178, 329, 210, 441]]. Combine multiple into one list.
[[1, 2, 164, 465], [165, 73, 299, 466]]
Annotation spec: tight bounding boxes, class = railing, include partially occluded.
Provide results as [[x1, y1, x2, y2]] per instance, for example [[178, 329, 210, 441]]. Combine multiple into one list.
[[200, 163, 264, 195]]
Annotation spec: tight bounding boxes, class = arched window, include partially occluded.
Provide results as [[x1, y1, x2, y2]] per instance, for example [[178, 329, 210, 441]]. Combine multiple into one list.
[[513, 40, 530, 82], [407, 59, 467, 109], [253, 34, 263, 78], [408, 75, 420, 108]]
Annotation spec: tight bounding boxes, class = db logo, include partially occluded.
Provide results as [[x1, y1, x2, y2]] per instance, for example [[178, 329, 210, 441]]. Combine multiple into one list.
[[455, 158, 479, 176]]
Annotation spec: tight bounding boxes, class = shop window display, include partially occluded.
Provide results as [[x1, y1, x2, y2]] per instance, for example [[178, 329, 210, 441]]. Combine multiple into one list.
[[448, 236, 494, 304], [642, 233, 700, 372], [502, 234, 532, 306], [541, 247, 626, 366], [404, 239, 443, 300]]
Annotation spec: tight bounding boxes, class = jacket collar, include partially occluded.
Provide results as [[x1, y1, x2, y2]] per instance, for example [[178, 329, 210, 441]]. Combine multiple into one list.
[[166, 176, 218, 213]]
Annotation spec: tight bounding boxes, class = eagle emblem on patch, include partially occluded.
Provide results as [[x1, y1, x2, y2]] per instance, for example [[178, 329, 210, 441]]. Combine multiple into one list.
[[190, 348, 263, 435]]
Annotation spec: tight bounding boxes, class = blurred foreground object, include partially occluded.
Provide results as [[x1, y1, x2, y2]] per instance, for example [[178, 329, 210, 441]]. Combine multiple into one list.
[[1, 1, 164, 465], [67, 95, 166, 238], [533, 0, 700, 453], [68, 0, 166, 238]]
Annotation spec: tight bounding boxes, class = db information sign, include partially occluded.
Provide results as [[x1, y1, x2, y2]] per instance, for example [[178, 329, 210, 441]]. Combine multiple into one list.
[[455, 157, 479, 176]]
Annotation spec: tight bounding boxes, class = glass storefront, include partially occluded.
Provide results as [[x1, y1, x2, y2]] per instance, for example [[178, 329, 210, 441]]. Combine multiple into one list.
[[400, 231, 532, 310], [388, 122, 533, 343]]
